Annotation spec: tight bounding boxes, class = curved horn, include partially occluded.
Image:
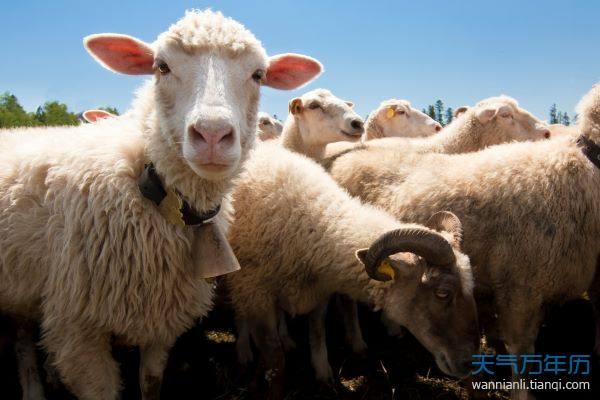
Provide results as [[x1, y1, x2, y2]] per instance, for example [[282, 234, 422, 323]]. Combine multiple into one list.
[[426, 211, 463, 247], [361, 228, 456, 281]]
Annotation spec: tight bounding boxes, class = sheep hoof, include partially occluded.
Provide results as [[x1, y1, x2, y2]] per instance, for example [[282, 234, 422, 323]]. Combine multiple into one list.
[[315, 364, 335, 386]]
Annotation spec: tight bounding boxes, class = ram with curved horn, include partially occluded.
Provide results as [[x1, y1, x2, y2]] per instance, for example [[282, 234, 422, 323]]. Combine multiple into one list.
[[227, 143, 479, 396]]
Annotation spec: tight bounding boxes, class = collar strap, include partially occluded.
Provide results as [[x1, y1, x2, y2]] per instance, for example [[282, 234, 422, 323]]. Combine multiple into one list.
[[577, 135, 600, 170], [138, 163, 220, 226]]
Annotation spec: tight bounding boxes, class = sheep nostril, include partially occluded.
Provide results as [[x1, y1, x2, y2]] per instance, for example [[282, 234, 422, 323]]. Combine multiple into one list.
[[188, 126, 206, 143], [544, 131, 551, 139], [220, 129, 235, 145], [435, 125, 442, 132], [351, 119, 364, 131]]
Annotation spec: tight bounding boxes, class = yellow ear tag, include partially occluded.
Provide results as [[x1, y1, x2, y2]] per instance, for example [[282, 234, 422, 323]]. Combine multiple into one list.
[[386, 107, 395, 119], [377, 260, 395, 280], [158, 189, 185, 227]]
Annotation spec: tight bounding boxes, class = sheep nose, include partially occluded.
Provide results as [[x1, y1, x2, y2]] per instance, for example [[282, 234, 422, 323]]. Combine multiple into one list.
[[543, 129, 551, 139], [189, 121, 235, 146], [350, 119, 364, 131], [435, 124, 442, 132]]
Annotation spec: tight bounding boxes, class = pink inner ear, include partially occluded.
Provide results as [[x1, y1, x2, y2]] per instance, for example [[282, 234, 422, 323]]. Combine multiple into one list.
[[85, 35, 154, 75], [264, 54, 323, 90], [83, 110, 114, 123]]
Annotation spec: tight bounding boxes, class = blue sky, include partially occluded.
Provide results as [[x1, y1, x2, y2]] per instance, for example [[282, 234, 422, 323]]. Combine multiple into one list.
[[2, 0, 599, 121]]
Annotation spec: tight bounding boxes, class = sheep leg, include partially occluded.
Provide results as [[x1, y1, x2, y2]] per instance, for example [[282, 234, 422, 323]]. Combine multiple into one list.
[[308, 301, 334, 384], [235, 316, 254, 365], [498, 304, 542, 400], [15, 323, 46, 400], [139, 342, 172, 400], [337, 295, 367, 354], [249, 305, 286, 400], [46, 330, 120, 400], [589, 266, 600, 356], [277, 308, 296, 351]]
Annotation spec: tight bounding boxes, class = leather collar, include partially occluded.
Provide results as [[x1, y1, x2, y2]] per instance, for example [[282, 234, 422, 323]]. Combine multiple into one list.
[[577, 135, 600, 170], [138, 163, 220, 226]]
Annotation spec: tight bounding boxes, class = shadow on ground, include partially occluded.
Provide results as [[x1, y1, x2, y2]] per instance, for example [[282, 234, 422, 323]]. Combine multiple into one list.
[[0, 287, 598, 399]]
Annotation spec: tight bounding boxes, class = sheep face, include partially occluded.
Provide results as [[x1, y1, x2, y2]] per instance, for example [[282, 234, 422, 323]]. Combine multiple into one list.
[[84, 10, 322, 181], [473, 96, 551, 144], [372, 100, 442, 138], [381, 252, 478, 378], [356, 212, 479, 379], [257, 112, 283, 141], [289, 89, 364, 146]]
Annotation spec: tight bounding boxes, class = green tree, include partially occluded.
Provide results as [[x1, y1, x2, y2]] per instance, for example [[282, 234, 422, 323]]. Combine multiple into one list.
[[99, 106, 120, 116], [0, 92, 35, 128], [434, 100, 444, 125], [34, 101, 78, 126], [562, 112, 570, 126], [445, 107, 454, 125], [427, 105, 436, 121], [549, 104, 558, 124]]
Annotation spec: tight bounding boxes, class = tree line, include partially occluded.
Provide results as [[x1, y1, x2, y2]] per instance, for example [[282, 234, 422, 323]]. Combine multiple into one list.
[[0, 92, 118, 128], [1, 91, 573, 130], [422, 99, 574, 127]]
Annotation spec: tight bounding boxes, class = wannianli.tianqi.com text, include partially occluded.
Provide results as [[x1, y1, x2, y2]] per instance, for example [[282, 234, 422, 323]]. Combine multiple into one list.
[[471, 379, 591, 391]]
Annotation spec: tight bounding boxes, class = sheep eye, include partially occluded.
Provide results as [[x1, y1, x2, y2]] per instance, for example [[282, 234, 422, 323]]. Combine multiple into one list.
[[500, 113, 512, 119], [261, 120, 271, 125], [308, 102, 321, 110], [252, 69, 265, 82], [397, 110, 406, 115], [156, 61, 170, 75], [435, 289, 451, 300]]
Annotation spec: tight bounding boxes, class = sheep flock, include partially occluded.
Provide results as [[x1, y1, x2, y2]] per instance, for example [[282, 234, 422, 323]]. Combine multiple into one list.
[[1, 9, 599, 400]]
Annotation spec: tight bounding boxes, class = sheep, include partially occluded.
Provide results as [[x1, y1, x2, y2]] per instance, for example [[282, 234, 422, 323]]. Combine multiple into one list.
[[0, 10, 322, 400], [323, 95, 551, 204], [280, 88, 364, 160], [367, 95, 550, 153], [327, 83, 600, 397], [364, 98, 442, 139], [324, 95, 551, 347], [257, 111, 283, 141], [226, 142, 479, 395]]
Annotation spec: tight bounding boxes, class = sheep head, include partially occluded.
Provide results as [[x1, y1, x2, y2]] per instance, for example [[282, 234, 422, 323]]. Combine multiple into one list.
[[366, 99, 442, 139], [288, 89, 364, 146], [83, 10, 322, 182], [356, 211, 478, 379], [257, 112, 283, 141], [468, 95, 551, 145]]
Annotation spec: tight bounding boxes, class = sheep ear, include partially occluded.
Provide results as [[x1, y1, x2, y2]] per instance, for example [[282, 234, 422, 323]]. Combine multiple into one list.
[[454, 106, 469, 117], [289, 98, 303, 115], [476, 107, 497, 124], [264, 53, 323, 90], [84, 34, 154, 75], [345, 101, 354, 108], [82, 109, 115, 123]]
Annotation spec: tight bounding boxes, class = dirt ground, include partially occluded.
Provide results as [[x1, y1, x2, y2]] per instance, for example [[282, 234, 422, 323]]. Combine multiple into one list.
[[0, 286, 598, 400]]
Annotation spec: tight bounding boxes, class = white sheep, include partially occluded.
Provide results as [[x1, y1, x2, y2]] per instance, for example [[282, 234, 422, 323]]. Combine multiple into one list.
[[327, 83, 600, 398], [227, 142, 479, 394], [281, 88, 364, 160], [364, 99, 442, 139], [0, 10, 322, 400], [256, 111, 283, 141]]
